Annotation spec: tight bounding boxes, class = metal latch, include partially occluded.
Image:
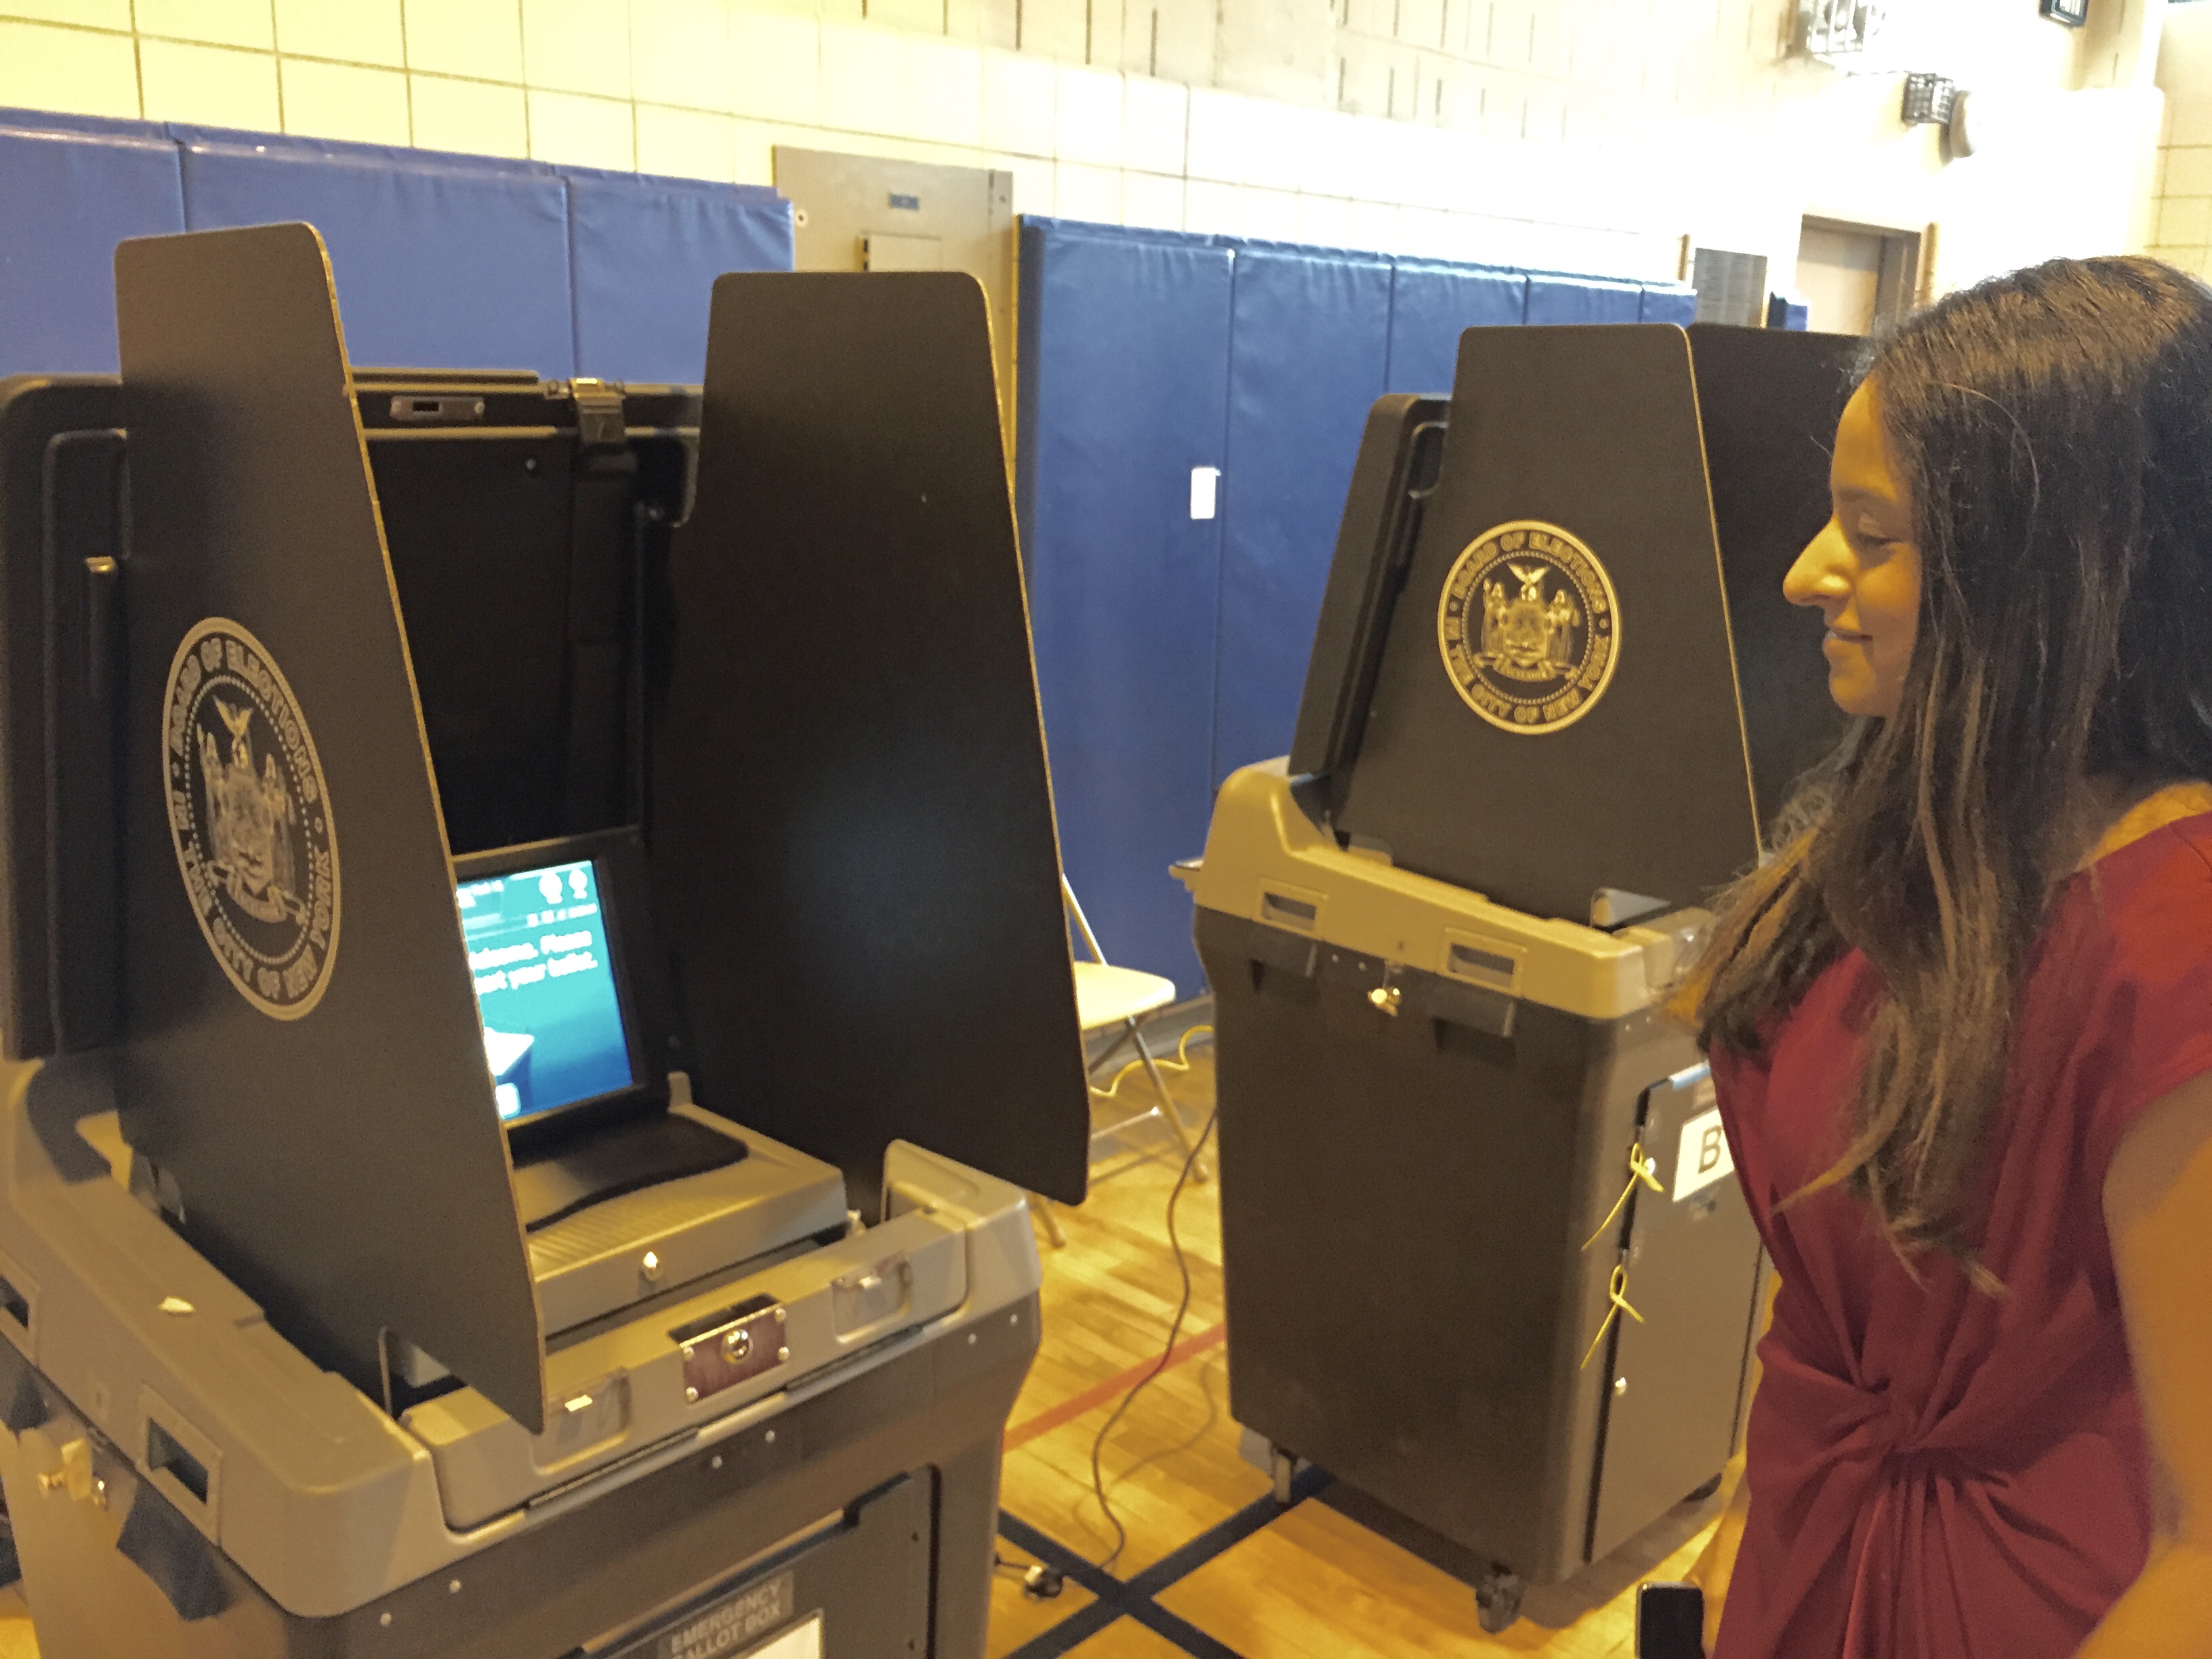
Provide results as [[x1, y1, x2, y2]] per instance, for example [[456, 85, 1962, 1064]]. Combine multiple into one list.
[[678, 1303, 787, 1406], [571, 377, 626, 447], [38, 1437, 104, 1508], [832, 1256, 914, 1336]]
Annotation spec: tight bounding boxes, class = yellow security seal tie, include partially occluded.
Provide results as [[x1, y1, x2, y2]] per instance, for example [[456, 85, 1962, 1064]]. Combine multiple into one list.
[[1580, 1264, 1646, 1370], [1582, 1141, 1664, 1252]]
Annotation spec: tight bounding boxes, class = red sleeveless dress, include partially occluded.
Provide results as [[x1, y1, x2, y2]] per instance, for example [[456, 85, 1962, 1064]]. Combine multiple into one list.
[[1710, 815, 2212, 1658]]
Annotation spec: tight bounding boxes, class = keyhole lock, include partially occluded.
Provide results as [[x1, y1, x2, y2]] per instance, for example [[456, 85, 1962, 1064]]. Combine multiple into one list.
[[1368, 985, 1402, 1017]]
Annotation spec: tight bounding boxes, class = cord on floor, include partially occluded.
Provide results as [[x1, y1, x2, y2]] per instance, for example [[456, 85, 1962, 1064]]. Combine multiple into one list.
[[1087, 1029, 1220, 1574]]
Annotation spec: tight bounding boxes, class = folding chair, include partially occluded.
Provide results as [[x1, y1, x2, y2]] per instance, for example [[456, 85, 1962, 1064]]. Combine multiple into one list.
[[1033, 878, 1207, 1248]]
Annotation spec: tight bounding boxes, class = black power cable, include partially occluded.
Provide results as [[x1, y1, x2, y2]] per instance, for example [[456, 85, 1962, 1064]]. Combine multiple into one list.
[[1086, 1065, 1221, 1574]]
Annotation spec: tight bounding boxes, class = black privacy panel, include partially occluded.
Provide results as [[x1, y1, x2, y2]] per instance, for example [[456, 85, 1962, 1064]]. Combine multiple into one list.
[[1337, 325, 1761, 924], [1687, 323, 1857, 838], [371, 433, 581, 853], [655, 271, 1089, 1211], [113, 224, 546, 1432]]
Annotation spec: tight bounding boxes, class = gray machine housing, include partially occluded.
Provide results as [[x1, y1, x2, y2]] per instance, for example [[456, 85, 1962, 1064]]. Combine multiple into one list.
[[0, 1060, 1040, 1656], [1193, 763, 1759, 1599]]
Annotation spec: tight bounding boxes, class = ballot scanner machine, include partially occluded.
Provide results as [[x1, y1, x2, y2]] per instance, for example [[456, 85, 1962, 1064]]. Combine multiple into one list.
[[1190, 323, 1856, 1629], [0, 224, 1090, 1657]]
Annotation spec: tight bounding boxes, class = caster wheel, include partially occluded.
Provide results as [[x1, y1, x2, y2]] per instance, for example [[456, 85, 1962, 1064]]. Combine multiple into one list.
[[1474, 1568, 1525, 1634], [1686, 1473, 1723, 1503]]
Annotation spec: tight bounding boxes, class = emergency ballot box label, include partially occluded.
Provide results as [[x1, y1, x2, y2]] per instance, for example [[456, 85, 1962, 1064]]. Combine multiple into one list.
[[638, 1570, 806, 1659], [1673, 1105, 1734, 1202]]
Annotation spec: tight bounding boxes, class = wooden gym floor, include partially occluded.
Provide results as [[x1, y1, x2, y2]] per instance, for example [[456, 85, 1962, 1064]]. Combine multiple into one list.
[[987, 1041, 1729, 1659]]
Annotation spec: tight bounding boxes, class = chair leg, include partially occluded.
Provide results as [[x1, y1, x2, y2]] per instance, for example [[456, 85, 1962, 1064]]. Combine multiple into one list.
[[1130, 1020, 1208, 1183], [1031, 1194, 1068, 1249], [1083, 1022, 1139, 1084]]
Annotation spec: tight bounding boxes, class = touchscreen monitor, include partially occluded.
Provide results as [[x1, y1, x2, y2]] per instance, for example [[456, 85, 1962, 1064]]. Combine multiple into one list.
[[458, 856, 634, 1124]]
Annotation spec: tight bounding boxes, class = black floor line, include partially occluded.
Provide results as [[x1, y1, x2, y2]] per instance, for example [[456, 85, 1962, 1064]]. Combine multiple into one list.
[[998, 1465, 1334, 1659]]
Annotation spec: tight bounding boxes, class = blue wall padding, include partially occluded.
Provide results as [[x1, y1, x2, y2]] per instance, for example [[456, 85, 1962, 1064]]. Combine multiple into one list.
[[178, 131, 577, 375], [1016, 217, 1694, 983], [1525, 273, 1644, 325], [1639, 284, 1698, 325], [564, 167, 793, 382], [1212, 247, 1393, 790], [1017, 221, 1234, 991], [1385, 261, 1525, 394], [0, 108, 794, 382], [0, 115, 185, 375]]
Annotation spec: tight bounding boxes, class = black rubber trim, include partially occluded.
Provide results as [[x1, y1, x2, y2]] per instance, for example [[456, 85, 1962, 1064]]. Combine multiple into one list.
[[998, 1463, 1333, 1659]]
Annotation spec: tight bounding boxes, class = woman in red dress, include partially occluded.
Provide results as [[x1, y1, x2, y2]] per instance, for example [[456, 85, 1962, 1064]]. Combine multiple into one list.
[[1680, 257, 2212, 1656]]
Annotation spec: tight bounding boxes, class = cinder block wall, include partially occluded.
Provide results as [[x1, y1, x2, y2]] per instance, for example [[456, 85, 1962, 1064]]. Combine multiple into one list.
[[0, 0, 2164, 293]]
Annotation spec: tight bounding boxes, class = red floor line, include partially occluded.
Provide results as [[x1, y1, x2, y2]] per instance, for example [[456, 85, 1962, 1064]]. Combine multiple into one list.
[[1003, 1322, 1229, 1452]]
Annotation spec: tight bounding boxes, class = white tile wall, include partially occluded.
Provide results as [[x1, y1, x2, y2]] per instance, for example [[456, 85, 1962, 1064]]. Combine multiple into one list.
[[141, 38, 281, 127], [633, 0, 733, 112], [2165, 144, 2212, 198], [1400, 203, 1458, 257], [638, 102, 739, 178], [731, 115, 785, 183], [1054, 63, 1122, 167], [1301, 105, 1359, 199], [281, 58, 411, 144], [988, 148, 1054, 214], [1122, 168, 1185, 229], [0, 0, 131, 28], [907, 37, 983, 147], [410, 73, 531, 157], [1183, 176, 1242, 234], [529, 87, 636, 167], [136, 0, 270, 52], [2, 0, 2102, 295], [276, 0, 405, 68], [1241, 96, 1307, 192], [818, 22, 906, 138], [1347, 196, 1403, 252], [404, 0, 525, 85], [1185, 87, 1246, 184], [1122, 75, 1186, 175], [1295, 190, 1355, 247], [731, 11, 820, 125], [1054, 157, 1122, 222], [1244, 183, 1300, 240], [981, 47, 1054, 155], [525, 0, 634, 100], [0, 18, 140, 117], [2160, 193, 2211, 245]]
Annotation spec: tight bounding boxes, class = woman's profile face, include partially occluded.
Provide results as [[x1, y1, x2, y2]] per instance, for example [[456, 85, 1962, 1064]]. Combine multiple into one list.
[[1783, 379, 1922, 720]]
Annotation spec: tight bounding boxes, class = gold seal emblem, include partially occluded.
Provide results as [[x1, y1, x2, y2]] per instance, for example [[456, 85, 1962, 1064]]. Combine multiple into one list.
[[1437, 520, 1620, 735], [163, 619, 340, 1019]]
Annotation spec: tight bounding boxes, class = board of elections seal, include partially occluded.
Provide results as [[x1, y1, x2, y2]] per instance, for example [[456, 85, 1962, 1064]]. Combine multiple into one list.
[[1437, 520, 1620, 735], [163, 618, 339, 1019]]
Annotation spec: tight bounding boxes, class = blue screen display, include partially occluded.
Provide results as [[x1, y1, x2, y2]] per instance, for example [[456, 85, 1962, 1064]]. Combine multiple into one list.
[[459, 858, 634, 1124]]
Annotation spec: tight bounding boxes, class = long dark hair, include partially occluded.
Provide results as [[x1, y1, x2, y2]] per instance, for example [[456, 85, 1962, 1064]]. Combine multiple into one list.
[[1684, 256, 2212, 1271]]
